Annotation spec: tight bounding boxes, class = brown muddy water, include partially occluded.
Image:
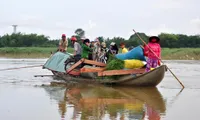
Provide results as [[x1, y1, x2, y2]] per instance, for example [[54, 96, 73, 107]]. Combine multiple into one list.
[[0, 58, 200, 120]]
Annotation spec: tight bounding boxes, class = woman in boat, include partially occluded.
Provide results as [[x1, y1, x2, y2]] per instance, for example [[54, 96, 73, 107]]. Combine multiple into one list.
[[144, 36, 161, 72], [82, 39, 93, 60]]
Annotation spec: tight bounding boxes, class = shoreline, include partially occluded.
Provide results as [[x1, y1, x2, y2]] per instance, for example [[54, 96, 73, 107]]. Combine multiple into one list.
[[0, 53, 199, 60], [0, 47, 200, 60]]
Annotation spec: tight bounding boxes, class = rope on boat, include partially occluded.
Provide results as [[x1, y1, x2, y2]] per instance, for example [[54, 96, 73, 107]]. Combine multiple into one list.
[[0, 65, 43, 71]]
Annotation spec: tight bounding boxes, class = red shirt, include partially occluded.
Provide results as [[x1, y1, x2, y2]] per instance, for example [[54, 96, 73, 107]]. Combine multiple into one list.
[[144, 43, 161, 59]]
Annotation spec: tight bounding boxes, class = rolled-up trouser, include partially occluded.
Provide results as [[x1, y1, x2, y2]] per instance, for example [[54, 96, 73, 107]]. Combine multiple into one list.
[[74, 54, 81, 63], [74, 54, 83, 68], [65, 54, 82, 70]]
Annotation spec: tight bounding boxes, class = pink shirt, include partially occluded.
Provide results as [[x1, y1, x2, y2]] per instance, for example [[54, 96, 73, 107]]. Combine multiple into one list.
[[144, 43, 161, 59]]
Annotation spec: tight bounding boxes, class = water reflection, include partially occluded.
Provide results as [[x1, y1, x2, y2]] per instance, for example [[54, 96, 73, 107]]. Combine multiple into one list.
[[43, 84, 166, 120]]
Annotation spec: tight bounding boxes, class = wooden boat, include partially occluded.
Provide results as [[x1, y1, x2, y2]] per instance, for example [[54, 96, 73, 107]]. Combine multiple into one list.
[[51, 64, 167, 87], [44, 52, 167, 87]]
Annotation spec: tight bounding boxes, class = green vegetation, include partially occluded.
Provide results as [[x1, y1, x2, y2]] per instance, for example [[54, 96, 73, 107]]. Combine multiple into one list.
[[0, 31, 200, 48], [106, 59, 124, 70], [0, 28, 200, 59], [161, 48, 200, 60], [0, 47, 73, 58]]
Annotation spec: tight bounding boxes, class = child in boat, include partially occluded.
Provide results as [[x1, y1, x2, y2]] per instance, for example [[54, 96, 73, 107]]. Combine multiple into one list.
[[144, 36, 161, 72], [120, 42, 128, 53]]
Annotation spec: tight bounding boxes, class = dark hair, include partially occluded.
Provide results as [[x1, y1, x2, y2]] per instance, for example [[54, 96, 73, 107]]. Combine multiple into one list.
[[83, 39, 90, 44], [149, 36, 160, 43], [111, 44, 119, 54], [120, 42, 125, 46]]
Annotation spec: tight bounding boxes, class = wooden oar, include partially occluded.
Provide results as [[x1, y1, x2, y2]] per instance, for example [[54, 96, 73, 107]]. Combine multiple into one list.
[[0, 65, 43, 71], [133, 29, 185, 88]]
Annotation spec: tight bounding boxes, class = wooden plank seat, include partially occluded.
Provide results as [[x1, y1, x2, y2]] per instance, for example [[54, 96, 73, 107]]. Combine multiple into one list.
[[98, 69, 145, 76], [66, 58, 106, 74]]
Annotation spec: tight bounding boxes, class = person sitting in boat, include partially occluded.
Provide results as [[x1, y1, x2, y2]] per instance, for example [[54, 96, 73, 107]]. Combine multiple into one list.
[[58, 34, 68, 52], [144, 36, 161, 72], [82, 39, 93, 60], [71, 36, 82, 62], [120, 42, 128, 53], [64, 36, 83, 70]]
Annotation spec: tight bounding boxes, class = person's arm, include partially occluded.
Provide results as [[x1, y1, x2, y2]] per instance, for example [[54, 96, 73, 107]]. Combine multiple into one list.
[[83, 44, 93, 51], [66, 40, 68, 47], [73, 51, 77, 56], [93, 44, 98, 53], [74, 43, 78, 55]]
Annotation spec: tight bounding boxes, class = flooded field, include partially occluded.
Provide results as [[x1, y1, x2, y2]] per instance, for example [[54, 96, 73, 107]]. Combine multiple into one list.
[[0, 58, 200, 120]]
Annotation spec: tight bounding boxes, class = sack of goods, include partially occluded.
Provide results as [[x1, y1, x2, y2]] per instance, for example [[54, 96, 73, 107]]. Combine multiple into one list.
[[115, 46, 146, 61], [124, 59, 145, 69]]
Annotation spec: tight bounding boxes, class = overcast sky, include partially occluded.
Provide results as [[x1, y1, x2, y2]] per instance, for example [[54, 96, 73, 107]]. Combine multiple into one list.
[[0, 0, 200, 40]]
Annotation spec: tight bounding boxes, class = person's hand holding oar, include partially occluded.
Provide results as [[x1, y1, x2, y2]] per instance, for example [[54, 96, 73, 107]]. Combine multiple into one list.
[[133, 29, 185, 88], [0, 65, 43, 71]]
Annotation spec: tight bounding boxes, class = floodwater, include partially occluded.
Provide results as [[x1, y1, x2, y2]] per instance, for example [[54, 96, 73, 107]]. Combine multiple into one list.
[[0, 58, 200, 120]]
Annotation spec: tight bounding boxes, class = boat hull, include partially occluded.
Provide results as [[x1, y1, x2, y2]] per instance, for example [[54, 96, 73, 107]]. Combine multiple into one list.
[[52, 65, 166, 87]]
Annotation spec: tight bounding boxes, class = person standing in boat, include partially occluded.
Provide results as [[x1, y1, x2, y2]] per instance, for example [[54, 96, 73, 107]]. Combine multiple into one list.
[[144, 36, 161, 72], [120, 42, 128, 53], [93, 38, 101, 61], [82, 39, 93, 60], [58, 34, 68, 52], [99, 42, 108, 63]]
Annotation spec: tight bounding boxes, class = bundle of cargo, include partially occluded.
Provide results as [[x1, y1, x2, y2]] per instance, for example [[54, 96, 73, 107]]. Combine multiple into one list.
[[106, 46, 146, 70]]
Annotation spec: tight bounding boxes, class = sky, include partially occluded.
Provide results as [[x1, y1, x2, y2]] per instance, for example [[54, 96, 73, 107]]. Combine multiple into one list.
[[0, 0, 200, 40]]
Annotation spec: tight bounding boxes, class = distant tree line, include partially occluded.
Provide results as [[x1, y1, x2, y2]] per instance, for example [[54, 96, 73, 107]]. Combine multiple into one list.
[[0, 32, 200, 48], [105, 33, 200, 48]]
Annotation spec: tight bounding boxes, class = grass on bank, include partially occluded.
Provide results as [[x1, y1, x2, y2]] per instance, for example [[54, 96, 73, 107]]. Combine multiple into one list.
[[0, 47, 73, 58], [162, 48, 200, 60], [0, 47, 200, 60]]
